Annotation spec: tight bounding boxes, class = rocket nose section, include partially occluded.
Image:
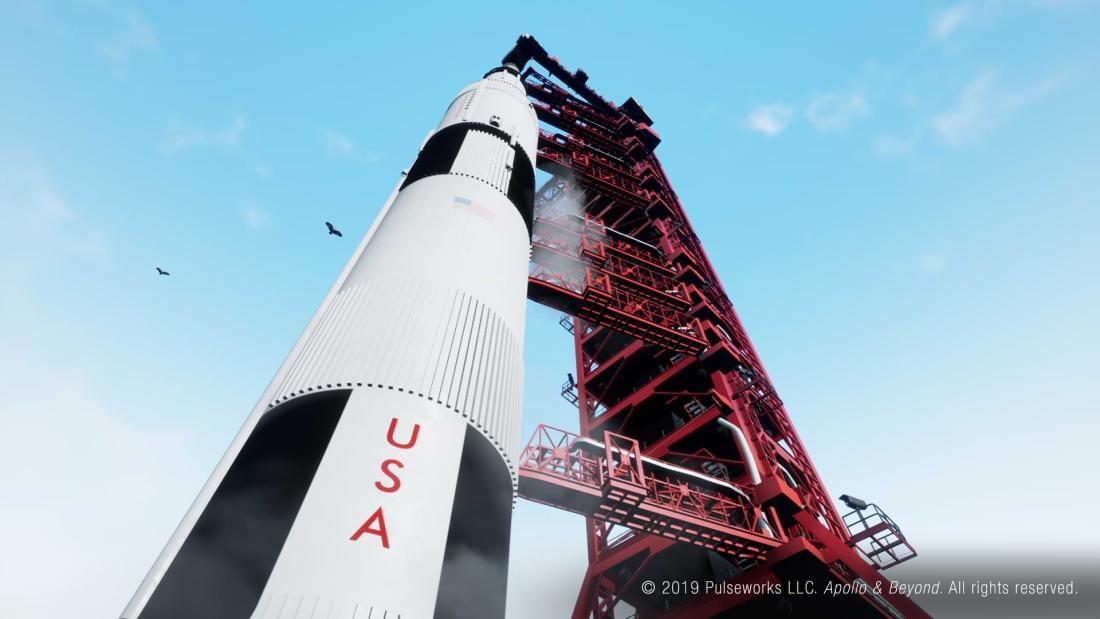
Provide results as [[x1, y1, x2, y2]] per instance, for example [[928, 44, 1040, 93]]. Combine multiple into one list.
[[439, 71, 538, 164], [499, 33, 541, 75], [483, 64, 520, 78]]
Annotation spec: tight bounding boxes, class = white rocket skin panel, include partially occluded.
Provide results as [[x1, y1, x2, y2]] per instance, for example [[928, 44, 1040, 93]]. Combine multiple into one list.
[[450, 129, 516, 191], [253, 388, 467, 619], [123, 67, 534, 619], [345, 176, 530, 329], [271, 174, 529, 471]]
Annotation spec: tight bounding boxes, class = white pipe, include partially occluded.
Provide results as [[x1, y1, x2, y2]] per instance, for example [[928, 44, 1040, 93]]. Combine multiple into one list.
[[717, 418, 762, 486], [570, 437, 751, 500], [777, 463, 799, 488], [570, 435, 776, 537]]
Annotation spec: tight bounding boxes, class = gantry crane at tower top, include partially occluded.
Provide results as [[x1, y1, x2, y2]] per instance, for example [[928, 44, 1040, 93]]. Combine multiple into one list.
[[508, 34, 926, 618]]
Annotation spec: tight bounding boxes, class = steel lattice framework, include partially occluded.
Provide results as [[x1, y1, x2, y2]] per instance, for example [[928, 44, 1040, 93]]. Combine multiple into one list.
[[511, 36, 926, 618]]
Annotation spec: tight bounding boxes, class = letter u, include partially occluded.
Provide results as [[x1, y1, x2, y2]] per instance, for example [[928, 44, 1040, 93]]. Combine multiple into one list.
[[386, 417, 420, 449]]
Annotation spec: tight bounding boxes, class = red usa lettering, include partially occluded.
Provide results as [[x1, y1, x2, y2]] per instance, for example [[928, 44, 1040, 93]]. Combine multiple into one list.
[[349, 417, 421, 549]]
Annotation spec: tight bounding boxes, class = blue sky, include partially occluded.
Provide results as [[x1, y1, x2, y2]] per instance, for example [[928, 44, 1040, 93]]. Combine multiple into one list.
[[1, 2, 1098, 618]]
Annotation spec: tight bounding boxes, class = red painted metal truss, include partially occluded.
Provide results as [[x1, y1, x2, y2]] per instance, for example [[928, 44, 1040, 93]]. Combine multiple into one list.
[[516, 36, 927, 619]]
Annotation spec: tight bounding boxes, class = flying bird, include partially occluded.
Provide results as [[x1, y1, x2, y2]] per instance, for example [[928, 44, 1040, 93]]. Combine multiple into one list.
[[325, 221, 343, 237], [156, 267, 170, 276]]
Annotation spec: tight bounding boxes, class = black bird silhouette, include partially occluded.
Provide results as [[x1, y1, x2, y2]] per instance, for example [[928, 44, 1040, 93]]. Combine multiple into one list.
[[325, 221, 343, 237], [156, 267, 170, 276]]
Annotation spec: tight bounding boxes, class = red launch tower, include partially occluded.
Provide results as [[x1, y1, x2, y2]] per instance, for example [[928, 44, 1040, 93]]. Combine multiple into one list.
[[511, 36, 927, 618]]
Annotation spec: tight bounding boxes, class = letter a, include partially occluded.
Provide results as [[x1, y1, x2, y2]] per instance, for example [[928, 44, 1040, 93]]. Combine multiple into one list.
[[386, 417, 420, 449], [350, 507, 390, 549]]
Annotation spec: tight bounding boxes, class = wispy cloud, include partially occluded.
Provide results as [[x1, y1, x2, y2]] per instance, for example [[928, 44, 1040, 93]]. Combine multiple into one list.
[[0, 364, 199, 618], [806, 91, 870, 132], [931, 70, 1063, 147], [930, 4, 976, 41], [0, 163, 197, 617], [920, 249, 948, 272], [745, 84, 871, 137], [0, 164, 73, 223], [743, 104, 795, 137], [96, 9, 157, 61], [324, 130, 355, 156], [160, 116, 247, 154], [0, 164, 108, 260], [0, 163, 110, 316], [323, 130, 382, 162], [240, 199, 271, 230], [873, 132, 919, 158]]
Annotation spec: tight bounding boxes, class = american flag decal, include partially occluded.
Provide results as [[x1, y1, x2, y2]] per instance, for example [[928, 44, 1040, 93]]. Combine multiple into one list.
[[452, 196, 496, 222]]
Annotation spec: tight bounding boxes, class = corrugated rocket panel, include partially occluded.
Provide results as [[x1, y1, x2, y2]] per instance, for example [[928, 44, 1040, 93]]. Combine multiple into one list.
[[482, 74, 541, 145], [271, 278, 524, 482], [451, 128, 516, 193]]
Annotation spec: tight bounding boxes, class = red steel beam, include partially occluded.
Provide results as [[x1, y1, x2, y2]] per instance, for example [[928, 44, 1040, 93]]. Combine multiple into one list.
[[515, 38, 926, 618]]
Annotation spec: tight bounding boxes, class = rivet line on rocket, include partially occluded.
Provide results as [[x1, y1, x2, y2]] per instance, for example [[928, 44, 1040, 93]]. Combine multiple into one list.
[[267, 382, 520, 490]]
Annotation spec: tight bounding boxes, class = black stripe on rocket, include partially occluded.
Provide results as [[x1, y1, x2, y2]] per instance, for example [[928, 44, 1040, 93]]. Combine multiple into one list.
[[433, 425, 514, 619], [138, 390, 350, 619], [401, 121, 535, 236]]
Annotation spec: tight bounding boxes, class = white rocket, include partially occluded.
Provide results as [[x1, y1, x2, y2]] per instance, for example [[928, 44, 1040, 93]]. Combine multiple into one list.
[[123, 55, 538, 619]]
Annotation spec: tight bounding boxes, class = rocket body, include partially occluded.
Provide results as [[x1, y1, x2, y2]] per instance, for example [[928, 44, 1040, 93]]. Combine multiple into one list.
[[123, 66, 538, 619]]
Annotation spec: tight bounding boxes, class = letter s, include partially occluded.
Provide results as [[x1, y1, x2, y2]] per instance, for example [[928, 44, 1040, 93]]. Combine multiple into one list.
[[375, 458, 404, 493]]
